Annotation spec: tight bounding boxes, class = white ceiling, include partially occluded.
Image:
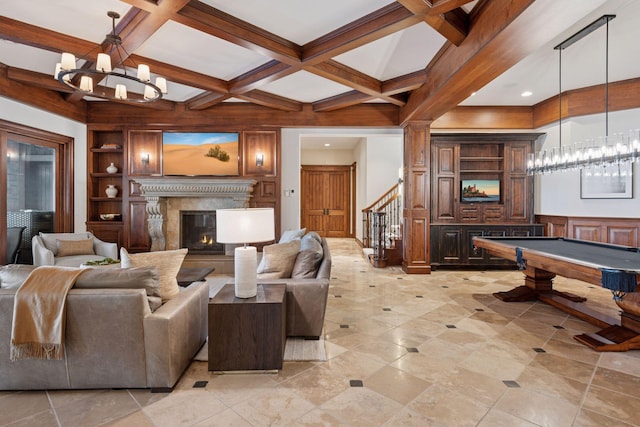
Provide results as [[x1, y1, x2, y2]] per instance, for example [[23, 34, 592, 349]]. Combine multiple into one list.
[[0, 0, 638, 121]]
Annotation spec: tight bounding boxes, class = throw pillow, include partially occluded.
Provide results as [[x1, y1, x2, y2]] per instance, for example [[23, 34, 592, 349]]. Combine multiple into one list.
[[75, 266, 160, 298], [120, 248, 187, 301], [56, 237, 95, 257], [278, 228, 306, 243], [39, 232, 92, 255], [0, 264, 36, 289], [292, 233, 324, 278], [257, 239, 301, 279]]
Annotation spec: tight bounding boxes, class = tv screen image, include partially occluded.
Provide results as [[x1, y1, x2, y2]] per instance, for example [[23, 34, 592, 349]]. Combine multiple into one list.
[[162, 132, 239, 176], [461, 179, 500, 203]]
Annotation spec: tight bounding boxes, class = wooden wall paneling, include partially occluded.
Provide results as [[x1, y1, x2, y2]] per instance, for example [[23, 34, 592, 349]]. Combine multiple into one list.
[[535, 214, 567, 237], [570, 220, 602, 242], [607, 225, 638, 247], [86, 223, 123, 249], [127, 200, 151, 252], [402, 122, 431, 274], [128, 130, 162, 176], [242, 130, 277, 176], [536, 215, 640, 247]]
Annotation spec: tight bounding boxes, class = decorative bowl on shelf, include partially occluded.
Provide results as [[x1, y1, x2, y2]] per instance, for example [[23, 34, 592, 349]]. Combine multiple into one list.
[[99, 213, 120, 221]]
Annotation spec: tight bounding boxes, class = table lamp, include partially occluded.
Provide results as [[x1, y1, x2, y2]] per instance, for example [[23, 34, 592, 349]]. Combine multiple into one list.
[[216, 208, 275, 298]]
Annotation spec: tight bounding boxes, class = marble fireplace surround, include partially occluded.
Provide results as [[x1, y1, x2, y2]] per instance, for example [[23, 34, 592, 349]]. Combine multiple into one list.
[[134, 178, 257, 252]]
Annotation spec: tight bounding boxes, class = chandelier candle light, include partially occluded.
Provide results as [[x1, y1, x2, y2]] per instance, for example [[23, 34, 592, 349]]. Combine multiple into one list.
[[215, 208, 275, 298], [526, 15, 640, 175], [53, 11, 168, 103]]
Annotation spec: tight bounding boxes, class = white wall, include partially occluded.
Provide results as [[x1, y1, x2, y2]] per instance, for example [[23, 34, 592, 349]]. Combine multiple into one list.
[[535, 108, 640, 217], [1, 96, 87, 231], [280, 128, 402, 237]]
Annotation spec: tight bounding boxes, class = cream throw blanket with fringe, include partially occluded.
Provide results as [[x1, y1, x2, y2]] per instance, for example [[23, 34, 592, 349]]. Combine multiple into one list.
[[10, 266, 84, 361]]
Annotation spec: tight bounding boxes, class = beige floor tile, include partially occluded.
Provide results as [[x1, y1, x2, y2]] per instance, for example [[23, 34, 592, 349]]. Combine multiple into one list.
[[477, 408, 538, 426], [364, 365, 431, 405], [573, 408, 636, 427], [102, 411, 155, 427], [55, 390, 140, 427], [581, 384, 640, 425], [317, 349, 386, 379], [320, 387, 403, 427], [193, 408, 253, 426], [408, 384, 490, 426], [516, 365, 588, 405], [231, 388, 316, 426], [528, 352, 596, 383], [1, 409, 59, 427], [598, 351, 640, 377], [495, 388, 579, 427], [279, 364, 350, 406], [143, 389, 227, 427], [592, 365, 640, 397], [204, 372, 279, 407], [543, 337, 602, 365], [391, 351, 459, 383], [0, 391, 51, 425], [459, 344, 528, 380], [437, 366, 507, 406], [382, 407, 450, 426], [292, 408, 349, 426]]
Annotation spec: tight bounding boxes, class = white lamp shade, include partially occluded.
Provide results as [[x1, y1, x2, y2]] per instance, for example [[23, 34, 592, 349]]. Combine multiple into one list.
[[60, 52, 75, 70], [79, 76, 93, 92], [114, 84, 127, 99], [216, 208, 275, 244], [96, 53, 112, 72], [137, 64, 151, 82], [155, 77, 167, 94], [144, 85, 156, 100]]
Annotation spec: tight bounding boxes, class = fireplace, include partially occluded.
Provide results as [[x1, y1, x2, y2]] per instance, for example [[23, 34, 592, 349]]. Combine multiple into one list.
[[180, 211, 224, 255]]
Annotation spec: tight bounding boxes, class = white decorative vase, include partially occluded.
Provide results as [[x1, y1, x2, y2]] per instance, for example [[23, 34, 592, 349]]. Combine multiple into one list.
[[106, 162, 118, 174], [105, 185, 118, 198]]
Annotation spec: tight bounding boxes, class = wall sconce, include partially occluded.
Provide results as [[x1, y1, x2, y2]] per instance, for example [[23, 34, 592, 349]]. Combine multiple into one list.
[[141, 152, 150, 165], [255, 153, 264, 167]]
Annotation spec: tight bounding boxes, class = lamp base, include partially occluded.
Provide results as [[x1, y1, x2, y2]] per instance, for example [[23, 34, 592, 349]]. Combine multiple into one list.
[[234, 246, 257, 298]]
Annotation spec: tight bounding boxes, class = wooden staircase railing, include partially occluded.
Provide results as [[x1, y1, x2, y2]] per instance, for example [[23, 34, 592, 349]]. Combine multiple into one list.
[[362, 183, 402, 267]]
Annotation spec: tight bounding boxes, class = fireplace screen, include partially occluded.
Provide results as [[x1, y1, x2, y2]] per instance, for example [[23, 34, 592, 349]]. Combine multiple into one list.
[[180, 211, 224, 254]]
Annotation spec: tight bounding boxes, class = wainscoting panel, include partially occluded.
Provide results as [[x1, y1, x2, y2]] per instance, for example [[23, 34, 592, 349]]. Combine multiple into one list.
[[536, 215, 640, 246]]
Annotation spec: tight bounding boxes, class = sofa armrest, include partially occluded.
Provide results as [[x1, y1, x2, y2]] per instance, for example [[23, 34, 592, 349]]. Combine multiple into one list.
[[32, 235, 54, 266], [143, 281, 208, 388], [93, 238, 118, 259]]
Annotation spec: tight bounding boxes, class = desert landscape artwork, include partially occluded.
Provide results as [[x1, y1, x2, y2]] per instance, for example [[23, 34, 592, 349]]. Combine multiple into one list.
[[162, 132, 239, 176]]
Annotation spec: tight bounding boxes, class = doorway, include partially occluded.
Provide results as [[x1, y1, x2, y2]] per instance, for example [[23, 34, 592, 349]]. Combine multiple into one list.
[[300, 165, 352, 237]]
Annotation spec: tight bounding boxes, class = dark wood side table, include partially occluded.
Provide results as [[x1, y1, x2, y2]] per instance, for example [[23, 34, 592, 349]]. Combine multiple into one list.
[[208, 283, 286, 371]]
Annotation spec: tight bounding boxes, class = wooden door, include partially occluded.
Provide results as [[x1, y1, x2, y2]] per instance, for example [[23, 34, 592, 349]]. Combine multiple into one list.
[[301, 165, 350, 237]]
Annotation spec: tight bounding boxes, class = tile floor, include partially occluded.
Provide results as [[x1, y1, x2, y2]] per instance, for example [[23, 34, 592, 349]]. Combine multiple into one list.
[[2, 238, 640, 426]]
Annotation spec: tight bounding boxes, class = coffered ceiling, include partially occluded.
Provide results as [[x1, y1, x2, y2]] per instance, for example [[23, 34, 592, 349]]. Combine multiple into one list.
[[1, 0, 637, 124]]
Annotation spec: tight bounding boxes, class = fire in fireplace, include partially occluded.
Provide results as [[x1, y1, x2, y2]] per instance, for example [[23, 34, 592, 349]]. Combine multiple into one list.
[[180, 211, 224, 255]]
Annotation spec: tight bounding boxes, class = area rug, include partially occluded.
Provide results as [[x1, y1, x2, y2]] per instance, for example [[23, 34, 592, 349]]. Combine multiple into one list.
[[193, 336, 327, 362]]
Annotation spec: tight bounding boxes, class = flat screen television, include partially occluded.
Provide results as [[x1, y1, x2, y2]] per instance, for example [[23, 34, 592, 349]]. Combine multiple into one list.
[[162, 132, 239, 176], [461, 179, 500, 203]]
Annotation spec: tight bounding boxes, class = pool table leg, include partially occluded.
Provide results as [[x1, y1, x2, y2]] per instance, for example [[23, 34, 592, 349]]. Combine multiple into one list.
[[494, 266, 586, 303]]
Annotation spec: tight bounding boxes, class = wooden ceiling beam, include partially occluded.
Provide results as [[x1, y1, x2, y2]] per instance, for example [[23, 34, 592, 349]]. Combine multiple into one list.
[[382, 70, 427, 95], [229, 61, 297, 94], [302, 3, 422, 65], [186, 92, 232, 110], [176, 1, 301, 65], [312, 91, 375, 112], [424, 8, 468, 46], [7, 67, 74, 93], [235, 90, 302, 112], [400, 0, 604, 124], [428, 0, 477, 15], [0, 16, 94, 54], [0, 65, 87, 122]]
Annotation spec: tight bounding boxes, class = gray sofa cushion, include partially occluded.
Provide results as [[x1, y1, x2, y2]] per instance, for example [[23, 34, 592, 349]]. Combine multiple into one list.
[[76, 266, 160, 297], [0, 264, 35, 289], [292, 233, 324, 278]]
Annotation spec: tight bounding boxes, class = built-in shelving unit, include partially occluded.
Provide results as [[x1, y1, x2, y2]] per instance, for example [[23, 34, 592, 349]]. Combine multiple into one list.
[[430, 133, 544, 268]]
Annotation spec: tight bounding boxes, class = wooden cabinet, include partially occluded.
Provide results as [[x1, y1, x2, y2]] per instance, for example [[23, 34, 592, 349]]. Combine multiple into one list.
[[429, 133, 543, 268], [430, 224, 545, 268]]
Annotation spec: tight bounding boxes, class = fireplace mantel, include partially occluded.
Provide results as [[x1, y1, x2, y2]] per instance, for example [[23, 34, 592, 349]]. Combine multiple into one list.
[[134, 178, 257, 251]]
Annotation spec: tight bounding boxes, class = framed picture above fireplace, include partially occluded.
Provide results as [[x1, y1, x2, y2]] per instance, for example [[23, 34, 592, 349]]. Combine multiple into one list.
[[162, 132, 239, 176]]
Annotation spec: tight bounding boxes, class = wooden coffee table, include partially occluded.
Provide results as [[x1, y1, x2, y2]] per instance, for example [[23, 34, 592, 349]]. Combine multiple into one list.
[[176, 266, 215, 287], [208, 283, 286, 372]]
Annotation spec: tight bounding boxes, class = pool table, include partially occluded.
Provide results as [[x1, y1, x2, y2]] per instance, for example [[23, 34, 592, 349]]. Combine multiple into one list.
[[472, 236, 640, 352]]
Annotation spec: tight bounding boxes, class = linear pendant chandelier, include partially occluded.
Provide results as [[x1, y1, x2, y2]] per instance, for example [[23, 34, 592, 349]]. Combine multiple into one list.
[[53, 11, 168, 103], [526, 14, 640, 175]]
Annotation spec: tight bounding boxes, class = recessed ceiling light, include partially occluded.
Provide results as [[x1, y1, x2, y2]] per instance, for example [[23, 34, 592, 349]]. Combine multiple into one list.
[[324, 143, 331, 147], [470, 92, 477, 96], [521, 91, 533, 97]]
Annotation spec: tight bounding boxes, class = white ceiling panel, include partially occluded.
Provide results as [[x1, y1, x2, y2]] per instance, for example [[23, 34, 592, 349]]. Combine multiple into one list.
[[135, 21, 271, 81], [0, 40, 59, 75], [0, 0, 130, 43], [260, 71, 353, 103], [334, 23, 445, 81], [199, 0, 395, 45]]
